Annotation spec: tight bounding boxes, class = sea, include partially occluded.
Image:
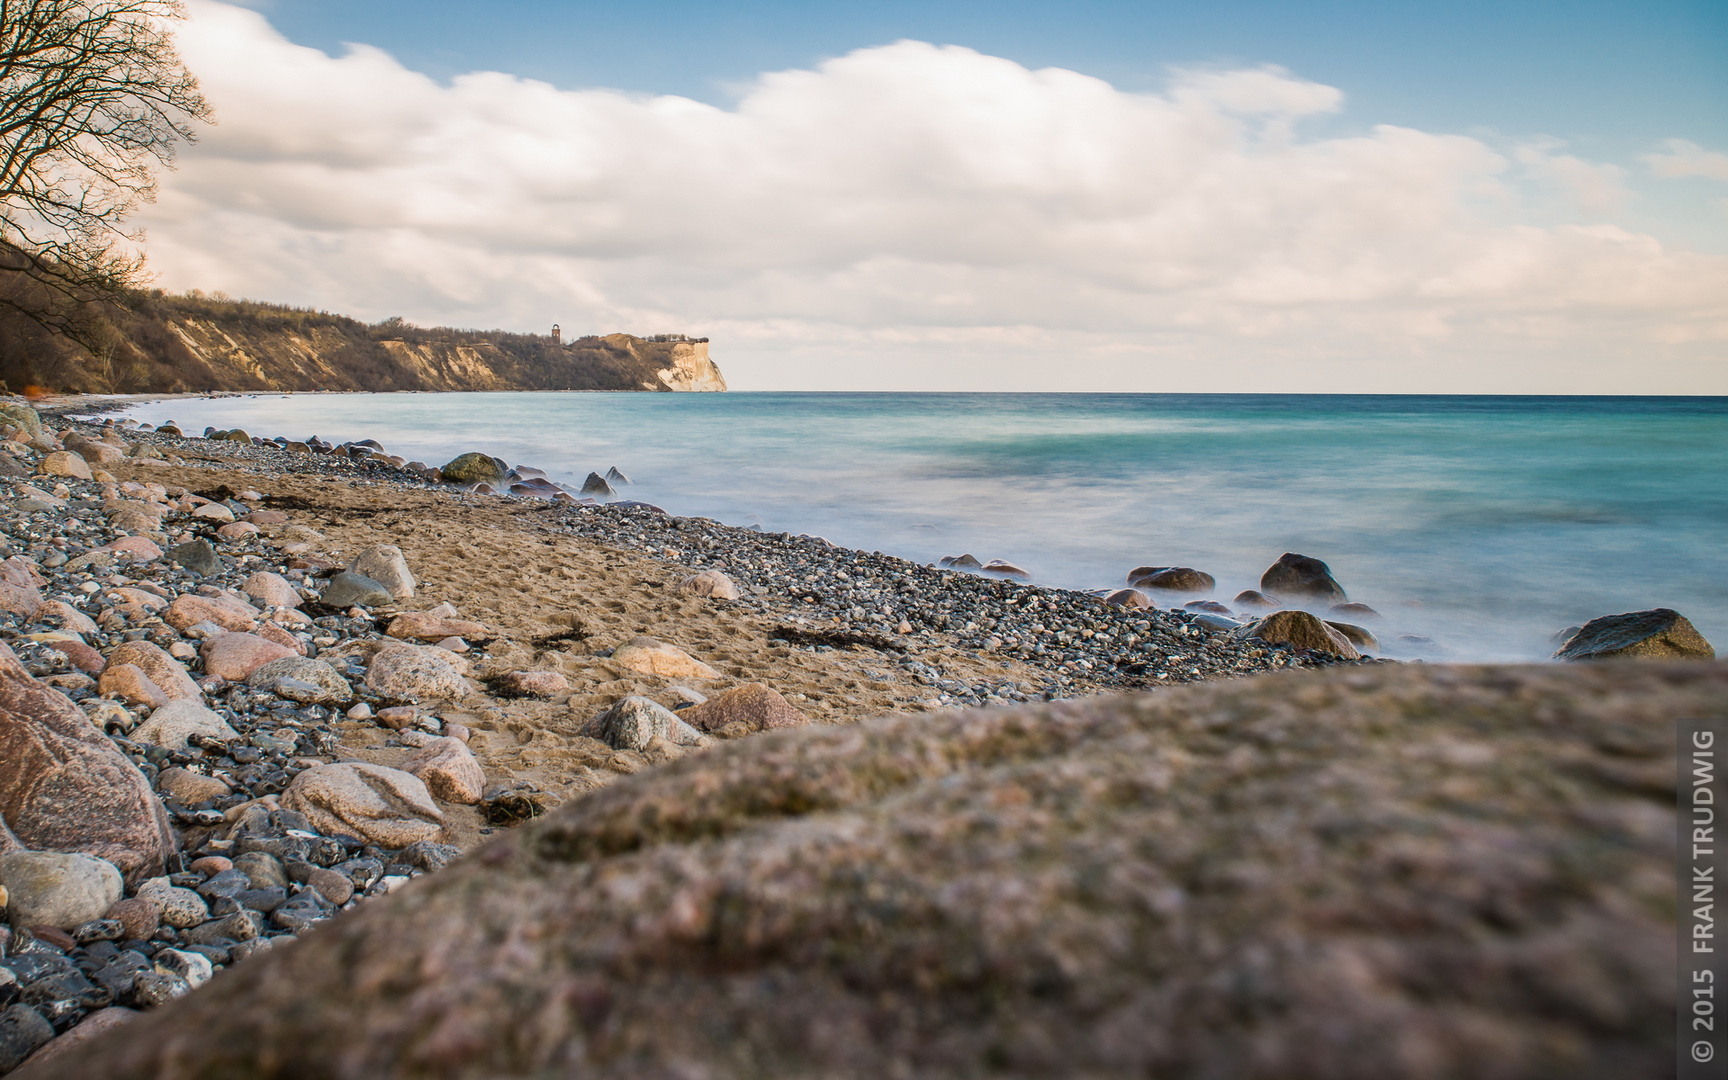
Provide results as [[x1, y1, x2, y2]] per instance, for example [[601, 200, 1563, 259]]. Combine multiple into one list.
[[81, 392, 1728, 664]]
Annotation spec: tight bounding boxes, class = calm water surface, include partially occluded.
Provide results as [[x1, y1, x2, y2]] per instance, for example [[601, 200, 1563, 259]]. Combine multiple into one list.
[[88, 393, 1728, 663]]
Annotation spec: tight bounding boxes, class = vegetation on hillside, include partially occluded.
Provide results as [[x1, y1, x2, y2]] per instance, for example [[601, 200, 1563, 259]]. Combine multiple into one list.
[[0, 286, 704, 393]]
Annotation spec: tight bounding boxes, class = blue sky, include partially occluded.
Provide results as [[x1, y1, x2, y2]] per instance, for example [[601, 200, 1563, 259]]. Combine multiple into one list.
[[249, 1, 1726, 162], [142, 1, 1728, 391]]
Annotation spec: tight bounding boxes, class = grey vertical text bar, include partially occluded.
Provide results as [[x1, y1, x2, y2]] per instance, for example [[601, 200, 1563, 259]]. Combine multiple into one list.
[[1681, 718, 1728, 1080]]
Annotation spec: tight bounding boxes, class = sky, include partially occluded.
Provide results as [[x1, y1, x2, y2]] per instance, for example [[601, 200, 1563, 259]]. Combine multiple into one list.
[[129, 0, 1728, 392]]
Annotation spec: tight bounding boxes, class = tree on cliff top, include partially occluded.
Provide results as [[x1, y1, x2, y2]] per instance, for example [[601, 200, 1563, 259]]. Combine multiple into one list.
[[0, 0, 210, 346]]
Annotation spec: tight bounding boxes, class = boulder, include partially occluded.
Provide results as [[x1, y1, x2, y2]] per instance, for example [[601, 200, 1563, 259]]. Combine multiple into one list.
[[241, 571, 300, 610], [1130, 567, 1215, 593], [402, 737, 485, 805], [1324, 620, 1379, 651], [98, 536, 163, 562], [95, 664, 169, 708], [608, 636, 719, 680], [1329, 602, 1380, 620], [349, 545, 416, 600], [280, 763, 447, 848], [129, 700, 240, 750], [0, 646, 173, 886], [981, 560, 1030, 579], [604, 466, 630, 484], [365, 645, 472, 702], [215, 521, 260, 541], [319, 570, 393, 609], [1238, 610, 1361, 659], [154, 767, 231, 806], [1183, 600, 1232, 615], [200, 632, 295, 681], [135, 880, 207, 929], [678, 683, 809, 736], [167, 539, 223, 575], [101, 641, 200, 700], [18, 1008, 138, 1071], [579, 696, 708, 752], [1102, 588, 1152, 609], [580, 472, 616, 497], [1554, 608, 1715, 661], [496, 671, 568, 697], [36, 451, 91, 480], [441, 453, 507, 484], [1260, 552, 1347, 602], [678, 569, 740, 600], [190, 502, 235, 523], [0, 401, 42, 438], [0, 851, 123, 929], [385, 611, 492, 643], [246, 657, 352, 705], [34, 661, 1720, 1080], [938, 554, 982, 569], [38, 600, 98, 636], [0, 560, 42, 618], [164, 593, 259, 633], [0, 1005, 54, 1072]]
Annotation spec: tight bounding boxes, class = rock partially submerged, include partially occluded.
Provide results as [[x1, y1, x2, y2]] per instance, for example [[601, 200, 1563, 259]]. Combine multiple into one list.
[[36, 660, 1716, 1079], [1260, 552, 1347, 602], [1555, 607, 1715, 661]]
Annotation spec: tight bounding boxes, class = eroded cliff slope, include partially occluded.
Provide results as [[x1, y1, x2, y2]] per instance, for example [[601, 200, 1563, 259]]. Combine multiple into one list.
[[0, 293, 726, 394]]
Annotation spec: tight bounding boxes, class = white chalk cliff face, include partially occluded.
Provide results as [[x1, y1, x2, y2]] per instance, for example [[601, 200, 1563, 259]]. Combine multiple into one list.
[[655, 341, 727, 392]]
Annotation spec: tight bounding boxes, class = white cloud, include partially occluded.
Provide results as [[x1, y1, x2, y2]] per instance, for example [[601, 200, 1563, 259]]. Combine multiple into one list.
[[1645, 139, 1728, 183], [1514, 139, 1630, 213], [130, 1, 1728, 391]]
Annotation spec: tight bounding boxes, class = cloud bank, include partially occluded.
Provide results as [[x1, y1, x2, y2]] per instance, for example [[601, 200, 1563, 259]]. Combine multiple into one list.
[[133, 1, 1728, 391]]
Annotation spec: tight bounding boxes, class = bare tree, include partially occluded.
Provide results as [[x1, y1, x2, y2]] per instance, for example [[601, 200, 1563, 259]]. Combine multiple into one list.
[[0, 0, 210, 341]]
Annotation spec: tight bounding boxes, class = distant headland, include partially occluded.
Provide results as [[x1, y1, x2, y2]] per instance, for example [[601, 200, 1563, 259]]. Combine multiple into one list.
[[0, 290, 725, 395]]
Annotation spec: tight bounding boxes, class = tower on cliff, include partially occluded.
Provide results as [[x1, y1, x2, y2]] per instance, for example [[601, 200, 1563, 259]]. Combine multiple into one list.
[[551, 324, 561, 345]]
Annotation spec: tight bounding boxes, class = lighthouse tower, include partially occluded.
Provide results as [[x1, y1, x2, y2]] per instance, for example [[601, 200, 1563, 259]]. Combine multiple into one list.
[[551, 324, 561, 345]]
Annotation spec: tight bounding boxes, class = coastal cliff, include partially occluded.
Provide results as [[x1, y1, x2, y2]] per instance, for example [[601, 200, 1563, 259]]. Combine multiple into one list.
[[0, 292, 726, 395]]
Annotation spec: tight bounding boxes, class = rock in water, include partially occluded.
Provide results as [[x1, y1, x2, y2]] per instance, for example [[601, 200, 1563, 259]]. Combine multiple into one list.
[[1130, 567, 1215, 593], [1554, 607, 1715, 661], [34, 662, 1719, 1079], [1237, 610, 1361, 659], [604, 466, 630, 485], [1259, 552, 1347, 602], [441, 453, 507, 484], [581, 472, 616, 497], [0, 644, 174, 887]]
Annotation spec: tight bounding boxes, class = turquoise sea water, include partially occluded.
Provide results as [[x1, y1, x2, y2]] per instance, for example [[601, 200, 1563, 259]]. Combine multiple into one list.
[[88, 393, 1728, 663]]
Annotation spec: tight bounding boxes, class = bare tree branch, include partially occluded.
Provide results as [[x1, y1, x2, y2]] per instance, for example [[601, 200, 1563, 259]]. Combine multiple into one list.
[[0, 0, 209, 347]]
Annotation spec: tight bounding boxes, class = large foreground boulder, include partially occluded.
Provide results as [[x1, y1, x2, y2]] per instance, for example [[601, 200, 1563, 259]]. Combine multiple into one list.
[[35, 661, 1722, 1079], [0, 644, 174, 888]]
